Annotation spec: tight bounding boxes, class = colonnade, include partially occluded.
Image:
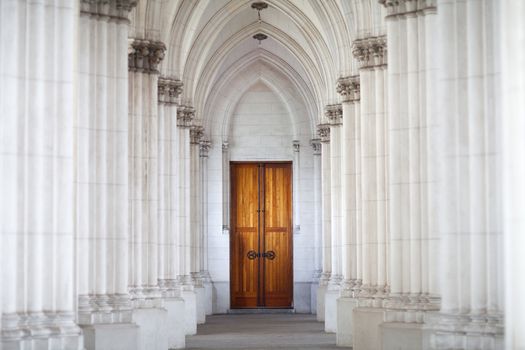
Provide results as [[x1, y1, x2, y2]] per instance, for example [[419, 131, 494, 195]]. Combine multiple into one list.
[[317, 0, 514, 349]]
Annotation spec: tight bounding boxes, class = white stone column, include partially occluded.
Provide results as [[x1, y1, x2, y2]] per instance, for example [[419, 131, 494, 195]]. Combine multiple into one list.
[[0, 1, 82, 348], [335, 76, 361, 347], [199, 140, 213, 316], [76, 1, 138, 349], [316, 124, 331, 322], [190, 124, 206, 325], [157, 77, 185, 349], [430, 0, 503, 348], [176, 106, 197, 335], [310, 139, 322, 314], [501, 0, 525, 348], [128, 38, 169, 350], [325, 104, 343, 333], [378, 2, 441, 341]]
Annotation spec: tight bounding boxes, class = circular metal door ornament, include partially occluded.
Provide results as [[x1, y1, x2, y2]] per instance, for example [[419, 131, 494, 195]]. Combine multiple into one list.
[[247, 250, 258, 260]]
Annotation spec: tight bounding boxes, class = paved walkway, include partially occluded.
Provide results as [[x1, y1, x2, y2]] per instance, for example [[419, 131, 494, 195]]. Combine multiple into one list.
[[186, 314, 339, 349]]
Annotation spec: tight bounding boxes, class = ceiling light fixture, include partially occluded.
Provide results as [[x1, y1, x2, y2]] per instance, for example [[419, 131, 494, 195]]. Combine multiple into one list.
[[251, 2, 268, 22]]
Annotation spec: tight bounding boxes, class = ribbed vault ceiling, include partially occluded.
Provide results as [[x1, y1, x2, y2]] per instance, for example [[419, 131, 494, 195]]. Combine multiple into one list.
[[130, 0, 385, 135]]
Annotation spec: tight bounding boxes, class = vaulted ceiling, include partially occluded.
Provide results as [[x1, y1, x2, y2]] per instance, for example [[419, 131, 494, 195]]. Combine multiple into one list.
[[130, 0, 385, 135]]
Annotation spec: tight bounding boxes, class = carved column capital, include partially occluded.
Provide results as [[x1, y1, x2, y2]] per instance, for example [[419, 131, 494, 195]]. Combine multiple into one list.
[[222, 141, 229, 152], [190, 126, 204, 145], [158, 77, 183, 104], [317, 124, 331, 143], [293, 140, 300, 153], [379, 0, 436, 16], [80, 0, 137, 19], [337, 76, 360, 103], [352, 36, 387, 69], [310, 139, 322, 155], [200, 140, 211, 157], [177, 106, 195, 128], [128, 39, 166, 73], [325, 104, 343, 126]]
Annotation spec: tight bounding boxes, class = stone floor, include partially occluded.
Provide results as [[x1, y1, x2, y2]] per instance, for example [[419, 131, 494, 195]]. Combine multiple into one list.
[[185, 314, 339, 349]]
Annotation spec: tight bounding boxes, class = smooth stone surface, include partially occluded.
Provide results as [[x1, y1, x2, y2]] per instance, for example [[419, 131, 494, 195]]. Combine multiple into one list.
[[324, 288, 340, 333], [165, 298, 186, 349], [212, 282, 230, 314], [196, 286, 207, 324], [82, 323, 138, 350], [317, 284, 327, 321], [204, 282, 213, 315], [380, 322, 430, 350], [132, 308, 168, 350], [182, 289, 198, 335], [293, 282, 312, 313], [311, 281, 319, 314], [352, 307, 384, 350], [186, 314, 338, 349], [336, 297, 358, 347]]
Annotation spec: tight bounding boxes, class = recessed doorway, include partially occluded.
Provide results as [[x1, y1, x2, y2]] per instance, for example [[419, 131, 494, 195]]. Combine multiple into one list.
[[230, 162, 293, 308]]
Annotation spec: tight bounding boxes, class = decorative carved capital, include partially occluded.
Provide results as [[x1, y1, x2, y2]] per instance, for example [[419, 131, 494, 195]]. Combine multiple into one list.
[[80, 0, 137, 19], [310, 139, 321, 155], [200, 140, 211, 157], [379, 0, 436, 16], [325, 104, 343, 126], [292, 140, 300, 153], [337, 76, 360, 103], [317, 124, 331, 143], [222, 141, 229, 152], [352, 36, 387, 69], [190, 126, 204, 145], [177, 106, 195, 128], [158, 77, 183, 104], [128, 39, 166, 73]]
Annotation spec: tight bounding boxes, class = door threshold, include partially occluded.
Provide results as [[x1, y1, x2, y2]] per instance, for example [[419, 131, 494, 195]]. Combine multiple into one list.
[[227, 308, 295, 314]]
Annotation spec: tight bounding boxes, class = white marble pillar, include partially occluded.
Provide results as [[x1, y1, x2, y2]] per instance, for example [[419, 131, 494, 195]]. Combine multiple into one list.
[[199, 140, 213, 316], [325, 104, 343, 333], [310, 139, 322, 314], [76, 2, 138, 349], [316, 124, 331, 322], [352, 36, 389, 305], [157, 77, 185, 349], [335, 76, 361, 347], [128, 38, 168, 350], [430, 0, 503, 348], [501, 1, 525, 348], [377, 3, 441, 342], [190, 124, 206, 325], [177, 106, 197, 335], [0, 1, 82, 348]]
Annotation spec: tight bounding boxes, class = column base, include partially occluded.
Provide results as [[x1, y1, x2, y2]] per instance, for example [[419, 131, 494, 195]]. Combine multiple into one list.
[[132, 307, 168, 350], [324, 285, 341, 333], [352, 307, 385, 350], [82, 323, 138, 350], [1, 312, 83, 350], [164, 298, 186, 349], [181, 289, 197, 335], [316, 284, 327, 322], [204, 280, 213, 316], [195, 284, 206, 324], [380, 322, 432, 350], [336, 296, 358, 347]]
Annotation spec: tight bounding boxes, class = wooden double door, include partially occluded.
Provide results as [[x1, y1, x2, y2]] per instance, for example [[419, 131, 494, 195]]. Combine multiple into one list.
[[230, 162, 293, 308]]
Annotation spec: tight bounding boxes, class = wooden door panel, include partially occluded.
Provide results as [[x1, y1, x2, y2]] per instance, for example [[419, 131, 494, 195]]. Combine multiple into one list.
[[230, 164, 260, 308], [263, 164, 293, 307]]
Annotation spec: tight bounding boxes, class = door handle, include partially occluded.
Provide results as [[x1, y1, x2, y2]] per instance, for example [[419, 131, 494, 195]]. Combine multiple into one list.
[[246, 250, 276, 260]]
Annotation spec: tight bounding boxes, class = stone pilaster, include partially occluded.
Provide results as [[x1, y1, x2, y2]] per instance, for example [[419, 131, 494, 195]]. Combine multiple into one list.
[[292, 140, 301, 235]]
